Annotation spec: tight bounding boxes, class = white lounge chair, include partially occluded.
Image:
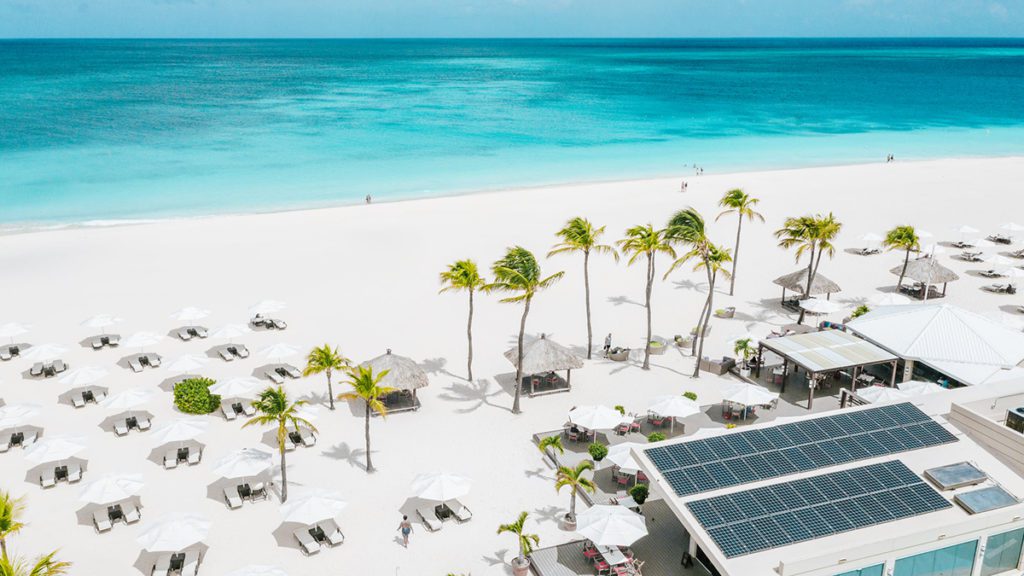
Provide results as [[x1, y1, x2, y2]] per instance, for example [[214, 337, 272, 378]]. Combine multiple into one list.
[[242, 403, 255, 416], [93, 509, 112, 533], [284, 436, 298, 452], [180, 551, 199, 576], [91, 338, 105, 350], [193, 327, 208, 338], [271, 319, 288, 330], [234, 345, 249, 359], [30, 363, 43, 377], [0, 348, 11, 361], [137, 417, 151, 431], [417, 507, 442, 532], [221, 402, 237, 421], [152, 554, 172, 576], [177, 328, 192, 341], [320, 519, 345, 546], [283, 364, 302, 379], [250, 482, 267, 500], [265, 369, 284, 385], [164, 450, 178, 469], [67, 464, 82, 483], [114, 422, 129, 436], [218, 348, 234, 362], [299, 428, 316, 447], [450, 499, 473, 522], [123, 504, 141, 524], [40, 468, 56, 488], [0, 441, 9, 453], [128, 358, 144, 373], [224, 487, 243, 509], [72, 395, 86, 408], [187, 449, 201, 465], [53, 359, 67, 373], [146, 354, 161, 368], [22, 431, 36, 446], [293, 528, 321, 555], [107, 335, 120, 347]]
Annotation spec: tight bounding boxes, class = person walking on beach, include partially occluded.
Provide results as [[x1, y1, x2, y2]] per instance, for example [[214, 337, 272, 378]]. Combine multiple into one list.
[[397, 515, 413, 547], [603, 333, 612, 356], [365, 194, 372, 204]]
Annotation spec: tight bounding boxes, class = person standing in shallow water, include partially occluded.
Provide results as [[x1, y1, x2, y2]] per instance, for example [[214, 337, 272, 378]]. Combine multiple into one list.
[[397, 515, 413, 547]]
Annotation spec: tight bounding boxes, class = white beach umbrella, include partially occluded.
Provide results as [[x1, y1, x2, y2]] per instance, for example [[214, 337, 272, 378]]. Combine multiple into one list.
[[213, 448, 274, 479], [170, 307, 211, 323], [293, 404, 320, 423], [209, 377, 262, 398], [80, 314, 123, 333], [0, 403, 41, 429], [210, 324, 252, 340], [280, 489, 347, 525], [224, 566, 288, 576], [78, 473, 145, 504], [259, 342, 301, 362], [99, 387, 154, 411], [150, 418, 209, 446], [164, 354, 210, 374], [857, 386, 912, 404], [858, 232, 883, 244], [21, 343, 67, 362], [953, 225, 980, 236], [136, 513, 210, 552], [919, 243, 947, 256], [575, 505, 648, 547], [917, 229, 934, 239], [647, 395, 700, 419], [974, 239, 998, 248], [868, 293, 912, 306], [603, 442, 645, 473], [568, 405, 626, 431], [248, 300, 287, 316], [410, 472, 473, 502], [983, 254, 1016, 266], [897, 380, 946, 396], [58, 365, 109, 387], [799, 298, 842, 314], [994, 268, 1024, 279], [721, 382, 779, 407], [122, 331, 164, 350], [1001, 222, 1024, 233], [0, 322, 30, 342], [23, 434, 87, 464]]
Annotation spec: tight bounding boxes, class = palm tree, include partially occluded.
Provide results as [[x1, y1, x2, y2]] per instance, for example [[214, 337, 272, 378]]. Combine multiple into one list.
[[548, 217, 619, 359], [242, 387, 316, 503], [537, 435, 564, 458], [689, 244, 732, 374], [716, 188, 764, 296], [497, 512, 540, 570], [555, 460, 596, 522], [485, 247, 564, 414], [0, 491, 25, 561], [0, 552, 70, 576], [617, 225, 676, 370], [665, 208, 714, 364], [884, 225, 921, 289], [439, 259, 487, 381], [774, 213, 843, 323], [337, 365, 395, 473], [302, 344, 350, 411]]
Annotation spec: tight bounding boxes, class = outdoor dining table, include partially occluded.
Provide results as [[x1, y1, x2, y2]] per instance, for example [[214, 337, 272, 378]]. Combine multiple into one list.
[[597, 545, 628, 566]]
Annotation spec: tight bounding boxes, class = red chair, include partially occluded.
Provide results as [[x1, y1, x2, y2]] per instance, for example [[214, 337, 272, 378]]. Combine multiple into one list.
[[583, 547, 599, 562], [629, 419, 642, 433], [616, 475, 630, 487], [594, 560, 611, 575], [636, 471, 648, 484]]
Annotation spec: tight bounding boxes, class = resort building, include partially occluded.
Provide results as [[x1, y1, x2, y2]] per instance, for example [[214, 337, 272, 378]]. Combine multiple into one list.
[[634, 378, 1024, 576]]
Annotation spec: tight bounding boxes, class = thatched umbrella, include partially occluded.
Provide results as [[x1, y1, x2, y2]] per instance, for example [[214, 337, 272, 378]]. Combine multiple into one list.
[[360, 349, 429, 392], [773, 269, 841, 303], [890, 258, 959, 299], [504, 334, 584, 396]]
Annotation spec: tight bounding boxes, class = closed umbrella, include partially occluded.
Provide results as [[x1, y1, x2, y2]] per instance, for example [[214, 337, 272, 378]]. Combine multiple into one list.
[[136, 513, 210, 552], [410, 472, 472, 502], [170, 307, 211, 323], [280, 489, 347, 525], [647, 395, 700, 434], [248, 300, 287, 316], [0, 403, 41, 429], [58, 366, 109, 387], [21, 343, 67, 362], [81, 314, 123, 335], [150, 418, 208, 446], [164, 354, 210, 374], [213, 448, 274, 479], [868, 293, 912, 306], [799, 298, 842, 315], [568, 405, 626, 431], [722, 382, 779, 407], [225, 567, 288, 576], [603, 443, 644, 473], [857, 386, 912, 404], [209, 377, 262, 399], [78, 473, 144, 504], [23, 434, 86, 464], [575, 505, 648, 547]]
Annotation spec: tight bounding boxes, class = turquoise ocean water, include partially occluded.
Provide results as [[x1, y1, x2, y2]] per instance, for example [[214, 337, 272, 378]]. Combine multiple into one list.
[[2, 38, 1023, 226]]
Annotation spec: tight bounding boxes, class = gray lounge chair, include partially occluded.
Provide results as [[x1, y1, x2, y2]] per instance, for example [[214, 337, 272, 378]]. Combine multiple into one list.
[[180, 551, 199, 576], [152, 554, 172, 576], [320, 519, 345, 546], [114, 421, 129, 436], [93, 509, 112, 532], [221, 402, 237, 421], [53, 359, 67, 373], [67, 463, 82, 483], [283, 364, 302, 379], [164, 450, 179, 469], [187, 449, 201, 465], [265, 369, 284, 385], [294, 528, 321, 555], [417, 507, 442, 532], [137, 417, 151, 431], [177, 328, 192, 341], [299, 428, 316, 447], [193, 327, 208, 338], [123, 504, 141, 524], [72, 395, 86, 408], [30, 363, 43, 377], [128, 358, 144, 373], [40, 468, 56, 488], [242, 403, 255, 416], [450, 499, 473, 522], [218, 348, 234, 362], [224, 487, 243, 509]]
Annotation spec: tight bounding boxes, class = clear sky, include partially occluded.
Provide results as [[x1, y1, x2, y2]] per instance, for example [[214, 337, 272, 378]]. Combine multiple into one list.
[[1, 0, 1021, 38]]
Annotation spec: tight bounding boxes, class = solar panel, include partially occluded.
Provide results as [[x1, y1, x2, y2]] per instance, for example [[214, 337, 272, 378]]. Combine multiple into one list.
[[643, 402, 958, 497], [687, 461, 952, 558]]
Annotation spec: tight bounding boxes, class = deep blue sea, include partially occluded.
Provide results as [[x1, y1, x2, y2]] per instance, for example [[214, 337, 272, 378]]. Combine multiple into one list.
[[2, 38, 1024, 226]]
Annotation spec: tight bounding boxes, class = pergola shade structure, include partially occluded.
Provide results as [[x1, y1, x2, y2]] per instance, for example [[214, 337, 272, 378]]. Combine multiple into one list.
[[890, 259, 959, 300], [360, 349, 429, 414], [504, 334, 584, 397], [757, 328, 898, 409], [772, 270, 841, 311]]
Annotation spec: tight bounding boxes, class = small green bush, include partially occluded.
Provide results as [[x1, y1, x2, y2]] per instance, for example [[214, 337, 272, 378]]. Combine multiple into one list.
[[629, 483, 649, 505], [613, 405, 626, 415], [683, 391, 698, 401], [173, 377, 220, 414], [851, 304, 871, 319], [588, 442, 608, 462], [647, 432, 666, 443]]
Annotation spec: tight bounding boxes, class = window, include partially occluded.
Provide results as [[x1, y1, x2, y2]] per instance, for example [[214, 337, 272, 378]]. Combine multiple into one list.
[[836, 564, 884, 576], [982, 528, 1024, 576], [893, 540, 977, 576]]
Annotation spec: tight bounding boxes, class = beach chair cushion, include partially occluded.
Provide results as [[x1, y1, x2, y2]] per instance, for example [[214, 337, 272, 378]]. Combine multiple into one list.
[[417, 507, 443, 532], [293, 528, 321, 555], [224, 487, 243, 509]]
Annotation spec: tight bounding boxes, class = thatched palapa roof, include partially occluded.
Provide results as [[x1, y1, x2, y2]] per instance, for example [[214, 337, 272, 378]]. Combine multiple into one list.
[[360, 349, 429, 390], [504, 334, 584, 375], [773, 269, 841, 295], [890, 258, 960, 284]]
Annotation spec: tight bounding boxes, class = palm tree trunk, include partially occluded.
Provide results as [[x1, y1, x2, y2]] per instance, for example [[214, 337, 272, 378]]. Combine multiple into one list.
[[467, 289, 475, 381], [364, 403, 374, 472], [279, 431, 289, 502], [327, 371, 335, 410], [730, 217, 742, 296], [569, 489, 577, 519], [694, 274, 716, 377], [898, 248, 910, 288], [691, 297, 709, 357], [692, 263, 714, 376], [584, 250, 593, 360], [642, 253, 653, 370], [513, 298, 531, 414], [1, 536, 7, 560]]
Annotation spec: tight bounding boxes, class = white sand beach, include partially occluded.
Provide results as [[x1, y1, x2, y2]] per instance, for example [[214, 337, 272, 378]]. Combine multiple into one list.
[[2, 156, 1023, 576]]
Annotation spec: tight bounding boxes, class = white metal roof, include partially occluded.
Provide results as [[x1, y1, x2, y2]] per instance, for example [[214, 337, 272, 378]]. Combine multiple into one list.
[[760, 329, 897, 374]]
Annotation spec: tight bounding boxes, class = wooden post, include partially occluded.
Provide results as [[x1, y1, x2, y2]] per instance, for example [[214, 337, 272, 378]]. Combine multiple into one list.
[[781, 359, 789, 393], [807, 374, 816, 410], [890, 361, 898, 387], [852, 366, 860, 392], [567, 369, 572, 391]]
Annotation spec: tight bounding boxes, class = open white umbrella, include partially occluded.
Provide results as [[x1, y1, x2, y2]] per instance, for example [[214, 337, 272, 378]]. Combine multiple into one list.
[[78, 473, 145, 504], [225, 567, 288, 576], [280, 489, 347, 525], [209, 377, 262, 399], [99, 387, 154, 411], [170, 307, 211, 323], [410, 472, 472, 502], [919, 243, 947, 256], [722, 382, 779, 407], [58, 366, 109, 387], [1001, 222, 1024, 233], [0, 322, 30, 342], [647, 395, 700, 434], [568, 405, 626, 431], [81, 314, 124, 334], [953, 225, 979, 236], [994, 267, 1024, 279], [799, 298, 842, 315], [0, 403, 41, 429], [150, 418, 209, 446], [23, 434, 87, 464], [603, 443, 645, 473], [259, 342, 301, 362], [136, 513, 210, 552], [897, 380, 946, 396], [858, 232, 883, 244], [984, 254, 1016, 267], [249, 300, 287, 316], [857, 386, 912, 404], [122, 331, 164, 350], [917, 229, 935, 239], [973, 239, 998, 248], [210, 324, 251, 340], [164, 354, 210, 374], [21, 343, 67, 362], [868, 293, 912, 306], [575, 505, 648, 547], [213, 448, 274, 479]]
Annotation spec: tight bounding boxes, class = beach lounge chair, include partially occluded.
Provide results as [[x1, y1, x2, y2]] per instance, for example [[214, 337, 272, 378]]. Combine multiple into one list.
[[320, 519, 345, 546], [218, 348, 234, 362], [137, 417, 151, 431], [106, 335, 120, 347], [72, 395, 86, 408], [40, 468, 56, 488], [265, 369, 285, 384], [22, 431, 36, 446], [250, 482, 267, 500], [114, 421, 129, 436], [283, 435, 298, 452], [53, 359, 67, 373], [223, 486, 243, 509], [177, 328, 192, 341], [152, 554, 172, 576], [30, 363, 43, 377], [234, 345, 249, 359], [283, 364, 302, 379], [417, 507, 443, 532], [0, 441, 8, 454], [0, 349, 9, 362], [251, 315, 266, 327], [221, 402, 238, 421], [1012, 248, 1024, 258], [146, 354, 161, 368], [984, 283, 1017, 294], [242, 403, 255, 416], [123, 504, 140, 524], [67, 463, 82, 483], [271, 319, 288, 330], [449, 499, 473, 522], [293, 528, 321, 555], [299, 428, 316, 447], [193, 326, 208, 338], [92, 337, 105, 350], [187, 449, 201, 465], [128, 357, 144, 373], [981, 269, 1004, 278], [180, 551, 200, 576], [93, 509, 112, 533], [164, 450, 179, 469]]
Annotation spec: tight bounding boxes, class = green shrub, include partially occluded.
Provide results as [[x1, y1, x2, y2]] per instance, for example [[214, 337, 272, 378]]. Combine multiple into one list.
[[173, 377, 220, 414], [851, 304, 870, 319], [613, 405, 626, 415], [648, 340, 664, 348], [683, 391, 698, 401], [629, 483, 649, 505], [647, 432, 666, 443], [588, 442, 608, 462]]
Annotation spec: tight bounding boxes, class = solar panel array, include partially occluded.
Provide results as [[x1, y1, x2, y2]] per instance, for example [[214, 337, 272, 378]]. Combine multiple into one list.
[[687, 460, 953, 557], [644, 402, 957, 497]]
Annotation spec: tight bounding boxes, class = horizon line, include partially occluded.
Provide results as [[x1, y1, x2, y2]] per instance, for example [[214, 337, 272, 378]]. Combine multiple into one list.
[[2, 35, 1024, 41]]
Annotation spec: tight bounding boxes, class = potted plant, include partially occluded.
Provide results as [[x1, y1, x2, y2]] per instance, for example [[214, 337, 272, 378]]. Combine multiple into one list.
[[647, 339, 667, 356], [715, 307, 736, 319], [647, 432, 665, 443], [555, 461, 595, 530], [733, 338, 755, 377], [629, 483, 649, 514], [674, 334, 692, 348], [588, 442, 608, 462], [498, 512, 540, 576]]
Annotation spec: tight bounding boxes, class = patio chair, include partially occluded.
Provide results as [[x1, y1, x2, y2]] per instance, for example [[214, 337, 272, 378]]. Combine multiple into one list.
[[146, 354, 161, 368], [177, 328, 192, 341], [417, 507, 443, 532], [67, 464, 82, 483], [265, 369, 285, 384], [283, 364, 302, 379], [0, 440, 9, 453], [164, 450, 179, 469], [30, 363, 43, 377], [93, 509, 112, 533], [107, 335, 120, 347], [218, 348, 234, 362], [299, 428, 316, 447], [320, 518, 345, 546], [224, 487, 243, 509], [449, 499, 473, 522], [92, 337, 105, 350], [72, 395, 86, 408], [123, 504, 141, 524], [221, 402, 237, 421], [128, 358, 144, 373], [152, 554, 172, 576], [180, 552, 199, 576], [293, 528, 321, 555], [593, 559, 611, 575], [40, 468, 56, 488]]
